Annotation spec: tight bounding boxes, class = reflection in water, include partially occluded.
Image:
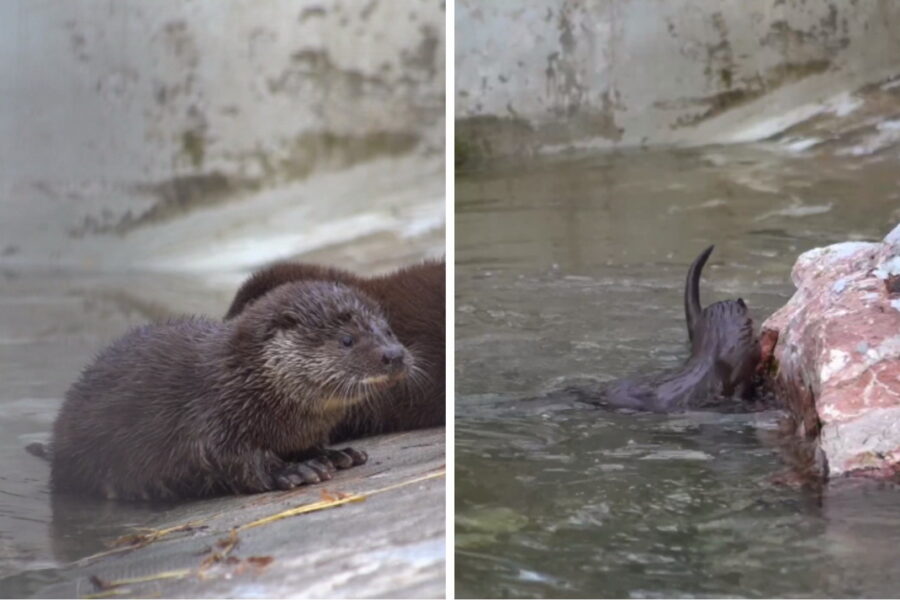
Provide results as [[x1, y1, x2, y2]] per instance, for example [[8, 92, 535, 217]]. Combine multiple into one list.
[[47, 494, 173, 564], [0, 490, 213, 597], [456, 145, 900, 598]]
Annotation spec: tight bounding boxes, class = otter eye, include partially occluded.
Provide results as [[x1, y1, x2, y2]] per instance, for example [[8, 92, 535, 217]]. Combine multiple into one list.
[[340, 335, 354, 348], [277, 314, 299, 329]]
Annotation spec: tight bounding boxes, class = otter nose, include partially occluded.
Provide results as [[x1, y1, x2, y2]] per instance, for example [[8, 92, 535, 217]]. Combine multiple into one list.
[[381, 345, 405, 369]]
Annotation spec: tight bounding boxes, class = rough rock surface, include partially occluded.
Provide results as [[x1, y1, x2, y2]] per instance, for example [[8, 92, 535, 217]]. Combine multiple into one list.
[[762, 223, 900, 478]]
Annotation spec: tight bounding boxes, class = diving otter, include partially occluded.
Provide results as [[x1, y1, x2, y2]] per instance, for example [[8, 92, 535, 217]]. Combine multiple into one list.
[[224, 259, 445, 440], [571, 245, 760, 412], [42, 281, 410, 501]]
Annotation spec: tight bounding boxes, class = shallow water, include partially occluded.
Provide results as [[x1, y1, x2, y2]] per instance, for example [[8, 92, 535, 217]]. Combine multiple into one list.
[[455, 145, 900, 598]]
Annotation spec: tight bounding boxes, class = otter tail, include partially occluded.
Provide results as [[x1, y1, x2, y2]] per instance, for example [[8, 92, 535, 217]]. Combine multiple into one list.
[[25, 442, 52, 460], [685, 245, 714, 344]]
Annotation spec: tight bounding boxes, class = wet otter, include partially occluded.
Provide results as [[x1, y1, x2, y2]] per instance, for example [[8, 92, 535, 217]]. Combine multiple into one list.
[[571, 245, 760, 412], [42, 281, 410, 501], [224, 259, 445, 440]]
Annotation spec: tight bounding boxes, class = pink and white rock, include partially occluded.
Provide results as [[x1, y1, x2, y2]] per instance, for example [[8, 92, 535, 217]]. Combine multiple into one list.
[[762, 223, 900, 479]]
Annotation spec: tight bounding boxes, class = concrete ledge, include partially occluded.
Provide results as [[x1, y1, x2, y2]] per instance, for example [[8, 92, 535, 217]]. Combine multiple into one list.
[[3, 429, 445, 599]]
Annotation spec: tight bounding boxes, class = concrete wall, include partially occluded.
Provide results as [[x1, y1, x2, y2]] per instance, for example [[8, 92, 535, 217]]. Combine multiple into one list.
[[1, 0, 443, 182], [0, 0, 444, 272], [456, 0, 900, 160]]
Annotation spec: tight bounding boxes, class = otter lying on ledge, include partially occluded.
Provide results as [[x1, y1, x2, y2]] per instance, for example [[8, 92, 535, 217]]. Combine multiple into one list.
[[567, 245, 761, 412], [30, 281, 411, 501]]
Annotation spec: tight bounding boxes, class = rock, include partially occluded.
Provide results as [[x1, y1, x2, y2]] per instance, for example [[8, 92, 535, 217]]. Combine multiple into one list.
[[762, 223, 900, 479]]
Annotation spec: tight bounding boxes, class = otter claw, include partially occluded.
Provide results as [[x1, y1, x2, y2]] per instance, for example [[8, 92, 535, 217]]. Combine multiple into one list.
[[332, 447, 368, 467], [274, 472, 303, 489], [274, 460, 336, 489], [314, 456, 337, 472], [274, 475, 295, 490], [303, 459, 333, 481], [320, 449, 354, 469]]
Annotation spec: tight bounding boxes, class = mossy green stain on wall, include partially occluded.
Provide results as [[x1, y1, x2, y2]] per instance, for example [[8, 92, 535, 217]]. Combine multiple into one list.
[[180, 130, 206, 169], [276, 130, 420, 183]]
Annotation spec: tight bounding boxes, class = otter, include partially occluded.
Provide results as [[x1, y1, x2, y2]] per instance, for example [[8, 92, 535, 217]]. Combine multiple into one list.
[[224, 259, 444, 441], [570, 245, 760, 412], [39, 281, 410, 501]]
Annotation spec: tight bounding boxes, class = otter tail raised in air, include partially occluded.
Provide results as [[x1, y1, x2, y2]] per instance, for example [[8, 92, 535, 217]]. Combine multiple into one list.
[[684, 244, 714, 344]]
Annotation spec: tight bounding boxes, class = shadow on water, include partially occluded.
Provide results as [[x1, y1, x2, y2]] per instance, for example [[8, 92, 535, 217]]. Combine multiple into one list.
[[455, 145, 900, 598]]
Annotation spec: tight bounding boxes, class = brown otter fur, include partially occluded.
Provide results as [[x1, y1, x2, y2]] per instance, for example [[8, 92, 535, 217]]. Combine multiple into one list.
[[224, 259, 445, 440], [571, 246, 761, 412], [47, 281, 410, 501]]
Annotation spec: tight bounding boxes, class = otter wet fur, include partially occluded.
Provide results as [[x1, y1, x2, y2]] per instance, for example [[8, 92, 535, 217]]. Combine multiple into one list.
[[41, 281, 411, 501], [570, 245, 760, 412], [224, 259, 444, 441]]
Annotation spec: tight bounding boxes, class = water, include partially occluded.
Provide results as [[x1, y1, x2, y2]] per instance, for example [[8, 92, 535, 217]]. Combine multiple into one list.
[[455, 144, 900, 598]]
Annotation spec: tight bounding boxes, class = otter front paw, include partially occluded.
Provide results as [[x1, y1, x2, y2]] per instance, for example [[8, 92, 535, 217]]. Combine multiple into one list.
[[319, 447, 368, 470], [272, 459, 335, 490]]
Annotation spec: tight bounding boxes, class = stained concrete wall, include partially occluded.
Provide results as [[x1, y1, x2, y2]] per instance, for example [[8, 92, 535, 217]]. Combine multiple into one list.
[[0, 0, 444, 271], [456, 0, 900, 161]]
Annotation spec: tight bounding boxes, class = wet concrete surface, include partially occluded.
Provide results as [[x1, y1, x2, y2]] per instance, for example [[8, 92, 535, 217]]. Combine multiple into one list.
[[3, 429, 444, 599]]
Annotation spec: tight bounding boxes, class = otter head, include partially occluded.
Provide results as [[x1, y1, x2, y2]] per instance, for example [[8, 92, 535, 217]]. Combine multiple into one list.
[[234, 281, 411, 406]]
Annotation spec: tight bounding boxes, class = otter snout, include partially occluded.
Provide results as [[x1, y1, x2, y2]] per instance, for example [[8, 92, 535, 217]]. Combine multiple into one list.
[[381, 344, 406, 370], [359, 340, 410, 387]]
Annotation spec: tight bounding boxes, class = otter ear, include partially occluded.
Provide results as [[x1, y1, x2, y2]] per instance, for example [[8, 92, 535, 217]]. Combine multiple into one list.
[[737, 298, 746, 309], [273, 313, 299, 330]]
